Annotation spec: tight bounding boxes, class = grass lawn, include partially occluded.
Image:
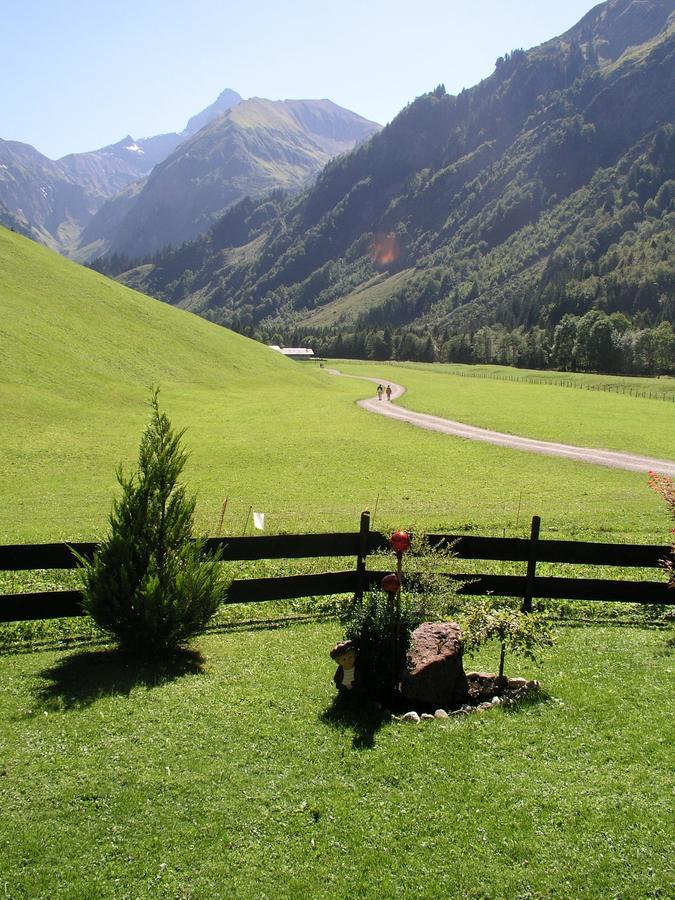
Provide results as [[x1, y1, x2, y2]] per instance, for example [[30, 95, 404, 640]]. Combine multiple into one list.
[[1, 227, 671, 545], [0, 621, 672, 898], [330, 360, 675, 460], [5, 371, 668, 544]]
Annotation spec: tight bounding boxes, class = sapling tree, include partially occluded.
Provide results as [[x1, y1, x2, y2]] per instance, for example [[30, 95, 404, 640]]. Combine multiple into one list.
[[462, 600, 556, 680], [77, 389, 228, 657]]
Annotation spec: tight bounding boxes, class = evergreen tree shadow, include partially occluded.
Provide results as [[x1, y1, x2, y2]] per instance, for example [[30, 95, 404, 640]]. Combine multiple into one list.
[[35, 646, 205, 711], [320, 695, 391, 750]]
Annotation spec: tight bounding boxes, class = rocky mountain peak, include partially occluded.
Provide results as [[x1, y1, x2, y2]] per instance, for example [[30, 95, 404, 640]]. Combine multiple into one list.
[[183, 88, 243, 135]]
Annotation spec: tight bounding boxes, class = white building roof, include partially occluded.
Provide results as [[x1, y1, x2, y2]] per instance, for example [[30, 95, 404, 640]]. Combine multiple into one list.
[[269, 346, 315, 357]]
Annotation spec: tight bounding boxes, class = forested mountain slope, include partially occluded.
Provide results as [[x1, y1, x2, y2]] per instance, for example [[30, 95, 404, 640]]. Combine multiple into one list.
[[122, 0, 674, 374]]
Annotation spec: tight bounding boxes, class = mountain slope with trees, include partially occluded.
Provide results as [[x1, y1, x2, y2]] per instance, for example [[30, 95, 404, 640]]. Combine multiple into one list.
[[121, 0, 674, 375]]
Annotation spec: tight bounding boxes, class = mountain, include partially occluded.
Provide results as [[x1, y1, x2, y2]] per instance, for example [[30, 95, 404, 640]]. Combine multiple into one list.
[[0, 197, 32, 238], [0, 90, 243, 254], [78, 98, 381, 260], [121, 0, 674, 375], [0, 135, 181, 253], [0, 139, 91, 251], [184, 88, 244, 136]]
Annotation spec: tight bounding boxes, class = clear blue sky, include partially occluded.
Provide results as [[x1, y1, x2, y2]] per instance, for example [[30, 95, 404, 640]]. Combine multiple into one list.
[[2, 0, 600, 160]]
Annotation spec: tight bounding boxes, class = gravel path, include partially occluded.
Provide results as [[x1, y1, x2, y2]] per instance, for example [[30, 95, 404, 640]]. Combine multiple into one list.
[[326, 369, 675, 476]]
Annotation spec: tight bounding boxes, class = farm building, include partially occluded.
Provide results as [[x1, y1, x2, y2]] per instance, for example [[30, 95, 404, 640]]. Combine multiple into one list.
[[268, 345, 315, 361]]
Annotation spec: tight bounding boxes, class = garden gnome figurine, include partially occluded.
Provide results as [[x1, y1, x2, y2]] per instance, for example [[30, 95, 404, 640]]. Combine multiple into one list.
[[330, 639, 358, 693]]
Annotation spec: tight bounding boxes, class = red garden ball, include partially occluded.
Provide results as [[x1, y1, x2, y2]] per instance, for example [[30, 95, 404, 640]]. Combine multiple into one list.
[[381, 573, 400, 594], [390, 530, 411, 553]]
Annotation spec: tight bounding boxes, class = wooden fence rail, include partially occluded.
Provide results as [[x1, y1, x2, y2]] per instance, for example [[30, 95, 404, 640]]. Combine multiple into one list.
[[0, 513, 672, 623]]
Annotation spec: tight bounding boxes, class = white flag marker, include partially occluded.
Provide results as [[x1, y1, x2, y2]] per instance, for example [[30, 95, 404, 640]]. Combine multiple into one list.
[[253, 511, 265, 531]]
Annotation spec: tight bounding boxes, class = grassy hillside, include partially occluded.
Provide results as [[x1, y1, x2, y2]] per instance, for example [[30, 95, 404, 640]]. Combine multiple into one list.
[[0, 227, 670, 545], [0, 226, 331, 538], [0, 227, 301, 392]]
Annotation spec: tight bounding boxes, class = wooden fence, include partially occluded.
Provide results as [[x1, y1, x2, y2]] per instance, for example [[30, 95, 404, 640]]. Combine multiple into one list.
[[452, 370, 675, 402], [0, 513, 672, 623]]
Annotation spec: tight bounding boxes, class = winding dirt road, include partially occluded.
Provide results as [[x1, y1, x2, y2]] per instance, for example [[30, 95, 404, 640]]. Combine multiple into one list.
[[327, 369, 675, 476]]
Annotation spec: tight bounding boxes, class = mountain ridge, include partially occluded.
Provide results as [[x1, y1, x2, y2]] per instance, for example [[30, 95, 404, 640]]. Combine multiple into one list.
[[119, 0, 674, 375], [78, 98, 381, 260], [0, 89, 243, 253]]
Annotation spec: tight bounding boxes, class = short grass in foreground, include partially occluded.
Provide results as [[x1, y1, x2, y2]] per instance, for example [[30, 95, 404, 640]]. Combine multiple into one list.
[[0, 622, 672, 898]]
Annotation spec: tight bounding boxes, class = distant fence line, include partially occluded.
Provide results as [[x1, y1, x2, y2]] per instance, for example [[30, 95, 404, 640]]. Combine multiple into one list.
[[451, 370, 674, 401], [0, 513, 672, 624]]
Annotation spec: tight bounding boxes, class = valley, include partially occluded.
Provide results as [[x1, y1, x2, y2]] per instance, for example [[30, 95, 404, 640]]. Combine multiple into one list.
[[104, 0, 674, 381], [1, 226, 671, 545], [1, 3, 674, 898]]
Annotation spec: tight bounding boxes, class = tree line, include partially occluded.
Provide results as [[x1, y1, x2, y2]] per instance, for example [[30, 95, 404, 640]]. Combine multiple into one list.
[[255, 310, 673, 376]]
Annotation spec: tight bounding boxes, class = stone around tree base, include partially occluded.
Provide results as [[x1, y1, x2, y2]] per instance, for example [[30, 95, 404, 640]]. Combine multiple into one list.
[[393, 674, 541, 723], [466, 671, 540, 705]]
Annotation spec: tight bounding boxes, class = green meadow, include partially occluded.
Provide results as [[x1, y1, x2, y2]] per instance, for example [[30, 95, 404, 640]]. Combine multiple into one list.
[[1, 227, 671, 545], [1, 623, 673, 899], [332, 360, 675, 459], [1, 228, 674, 899]]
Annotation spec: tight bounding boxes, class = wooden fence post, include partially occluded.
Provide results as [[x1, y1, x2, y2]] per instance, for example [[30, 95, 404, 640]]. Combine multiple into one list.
[[522, 515, 541, 613], [354, 510, 371, 601]]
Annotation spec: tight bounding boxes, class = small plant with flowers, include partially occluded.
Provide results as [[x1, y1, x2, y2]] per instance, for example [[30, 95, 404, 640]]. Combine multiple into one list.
[[339, 529, 463, 701]]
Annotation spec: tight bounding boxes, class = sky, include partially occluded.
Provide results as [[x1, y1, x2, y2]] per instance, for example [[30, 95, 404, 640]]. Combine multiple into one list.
[[2, 0, 601, 160]]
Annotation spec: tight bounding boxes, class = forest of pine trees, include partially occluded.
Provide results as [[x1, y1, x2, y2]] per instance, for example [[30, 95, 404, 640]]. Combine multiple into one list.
[[254, 312, 673, 376]]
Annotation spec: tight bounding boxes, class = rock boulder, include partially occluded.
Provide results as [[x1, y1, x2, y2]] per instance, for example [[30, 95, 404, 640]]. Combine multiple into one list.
[[400, 622, 468, 709]]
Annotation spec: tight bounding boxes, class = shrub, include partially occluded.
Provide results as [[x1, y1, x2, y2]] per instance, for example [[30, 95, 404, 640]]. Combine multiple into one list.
[[341, 587, 421, 701], [77, 390, 229, 657], [462, 600, 556, 679], [340, 532, 463, 700]]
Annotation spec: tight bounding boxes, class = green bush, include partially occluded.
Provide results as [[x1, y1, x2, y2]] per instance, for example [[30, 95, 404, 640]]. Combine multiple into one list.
[[341, 589, 418, 701], [77, 390, 229, 657], [340, 533, 463, 700]]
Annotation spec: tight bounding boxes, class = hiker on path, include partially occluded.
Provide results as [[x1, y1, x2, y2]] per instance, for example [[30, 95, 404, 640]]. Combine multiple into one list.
[[385, 385, 392, 401], [376, 384, 384, 401]]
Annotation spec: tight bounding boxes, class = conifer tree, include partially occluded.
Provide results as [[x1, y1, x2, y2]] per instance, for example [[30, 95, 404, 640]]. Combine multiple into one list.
[[78, 389, 227, 656]]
